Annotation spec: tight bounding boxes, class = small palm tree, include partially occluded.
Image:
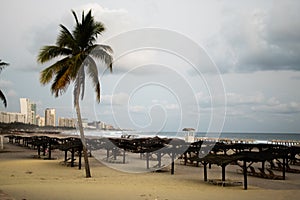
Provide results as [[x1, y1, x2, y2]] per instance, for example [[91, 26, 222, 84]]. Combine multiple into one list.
[[0, 59, 9, 107], [37, 10, 113, 178]]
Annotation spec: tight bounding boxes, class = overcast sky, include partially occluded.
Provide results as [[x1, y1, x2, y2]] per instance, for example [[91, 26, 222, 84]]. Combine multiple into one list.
[[0, 0, 300, 133]]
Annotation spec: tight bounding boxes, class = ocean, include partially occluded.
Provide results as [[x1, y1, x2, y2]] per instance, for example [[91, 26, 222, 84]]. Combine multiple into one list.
[[67, 130, 300, 144]]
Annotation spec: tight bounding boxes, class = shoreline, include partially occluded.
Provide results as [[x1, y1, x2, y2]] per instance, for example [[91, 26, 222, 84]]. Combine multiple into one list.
[[2, 129, 300, 145]]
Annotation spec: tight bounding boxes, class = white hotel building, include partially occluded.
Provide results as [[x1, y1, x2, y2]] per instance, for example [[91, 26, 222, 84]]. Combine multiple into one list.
[[0, 111, 26, 124], [20, 98, 36, 124], [45, 108, 56, 126]]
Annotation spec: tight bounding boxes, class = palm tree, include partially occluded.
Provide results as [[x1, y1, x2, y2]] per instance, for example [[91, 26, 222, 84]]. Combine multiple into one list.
[[37, 10, 113, 178], [0, 59, 9, 108]]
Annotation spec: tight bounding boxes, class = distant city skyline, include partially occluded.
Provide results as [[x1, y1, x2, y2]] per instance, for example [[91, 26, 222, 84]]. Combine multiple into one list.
[[0, 97, 117, 130]]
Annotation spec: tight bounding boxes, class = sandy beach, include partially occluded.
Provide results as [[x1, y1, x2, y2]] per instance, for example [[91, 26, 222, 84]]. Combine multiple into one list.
[[1, 136, 300, 200]]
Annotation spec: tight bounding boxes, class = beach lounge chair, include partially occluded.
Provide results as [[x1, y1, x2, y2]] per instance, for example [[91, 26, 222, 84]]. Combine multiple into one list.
[[286, 164, 300, 173], [276, 162, 300, 173], [249, 166, 263, 177], [277, 162, 283, 169], [257, 168, 268, 178], [268, 160, 276, 169], [257, 167, 284, 180], [266, 168, 284, 180]]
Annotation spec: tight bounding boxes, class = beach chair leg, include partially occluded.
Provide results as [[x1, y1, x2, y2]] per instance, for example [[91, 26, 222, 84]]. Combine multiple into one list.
[[106, 149, 109, 161], [43, 145, 46, 156], [261, 161, 265, 171], [78, 149, 82, 170], [157, 152, 161, 168], [221, 165, 226, 182], [64, 150, 68, 162], [184, 152, 187, 165], [48, 144, 51, 159], [171, 151, 175, 175], [37, 146, 41, 158], [243, 160, 248, 190], [71, 148, 75, 167], [113, 148, 117, 160], [282, 158, 286, 180], [203, 162, 208, 182], [146, 152, 150, 169], [123, 150, 126, 164], [0, 136, 3, 150]]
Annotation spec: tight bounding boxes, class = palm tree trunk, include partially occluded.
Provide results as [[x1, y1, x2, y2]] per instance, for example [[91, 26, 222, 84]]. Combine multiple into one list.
[[74, 98, 91, 178]]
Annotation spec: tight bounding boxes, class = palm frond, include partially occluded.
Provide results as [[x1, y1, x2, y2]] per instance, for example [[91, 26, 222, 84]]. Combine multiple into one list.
[[0, 59, 9, 73], [82, 10, 86, 25], [72, 10, 80, 27], [72, 9, 105, 50], [37, 46, 72, 63], [89, 44, 113, 54], [56, 24, 78, 51], [94, 21, 105, 35], [88, 45, 113, 72], [40, 57, 70, 85], [79, 65, 86, 101], [50, 65, 72, 97], [0, 90, 7, 107], [73, 74, 80, 105], [73, 66, 85, 105], [69, 53, 86, 79], [85, 56, 101, 102], [38, 9, 113, 102]]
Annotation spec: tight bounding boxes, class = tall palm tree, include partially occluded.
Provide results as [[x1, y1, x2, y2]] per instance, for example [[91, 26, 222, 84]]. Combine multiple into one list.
[[0, 59, 9, 108], [37, 10, 113, 178]]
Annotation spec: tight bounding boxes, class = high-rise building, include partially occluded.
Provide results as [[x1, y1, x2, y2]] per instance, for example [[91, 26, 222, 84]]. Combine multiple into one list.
[[36, 115, 45, 126], [31, 103, 37, 125], [20, 98, 36, 124], [58, 117, 76, 128], [0, 111, 26, 123], [45, 108, 56, 126]]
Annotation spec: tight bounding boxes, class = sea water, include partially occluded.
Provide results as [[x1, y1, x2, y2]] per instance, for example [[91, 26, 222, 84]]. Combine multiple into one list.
[[67, 130, 300, 144]]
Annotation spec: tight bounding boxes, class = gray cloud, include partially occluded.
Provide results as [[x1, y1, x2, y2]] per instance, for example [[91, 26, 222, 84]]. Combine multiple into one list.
[[206, 0, 300, 73], [251, 102, 300, 115]]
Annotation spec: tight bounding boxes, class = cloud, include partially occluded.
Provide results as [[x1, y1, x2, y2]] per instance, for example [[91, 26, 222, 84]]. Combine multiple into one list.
[[7, 90, 17, 98], [77, 3, 140, 39], [27, 3, 140, 72], [101, 92, 129, 105], [225, 92, 300, 116], [196, 91, 300, 116], [291, 76, 300, 80], [112, 50, 160, 75], [0, 80, 13, 88], [206, 0, 300, 73], [129, 105, 147, 113], [196, 91, 227, 108], [252, 102, 300, 114], [0, 79, 17, 98], [149, 99, 180, 111], [165, 103, 179, 110], [226, 92, 265, 106]]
